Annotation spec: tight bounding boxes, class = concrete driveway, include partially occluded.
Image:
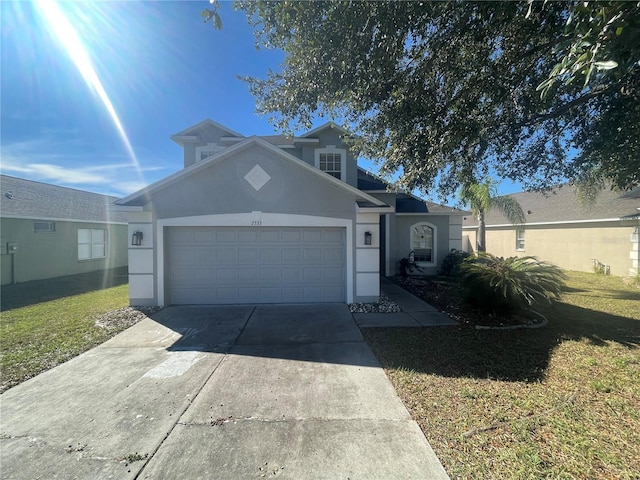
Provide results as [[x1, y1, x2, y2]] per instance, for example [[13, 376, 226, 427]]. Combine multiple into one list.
[[1, 304, 449, 479]]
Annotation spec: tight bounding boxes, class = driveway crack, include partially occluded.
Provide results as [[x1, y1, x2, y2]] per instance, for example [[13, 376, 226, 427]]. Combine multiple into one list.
[[133, 306, 257, 479]]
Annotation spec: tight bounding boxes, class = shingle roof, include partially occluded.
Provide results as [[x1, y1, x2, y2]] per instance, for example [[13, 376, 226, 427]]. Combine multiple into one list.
[[463, 184, 640, 226], [0, 175, 127, 223]]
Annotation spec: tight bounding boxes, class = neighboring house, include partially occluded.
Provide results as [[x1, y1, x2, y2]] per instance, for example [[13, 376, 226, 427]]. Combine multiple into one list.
[[462, 184, 640, 276], [115, 119, 466, 306], [0, 175, 128, 286]]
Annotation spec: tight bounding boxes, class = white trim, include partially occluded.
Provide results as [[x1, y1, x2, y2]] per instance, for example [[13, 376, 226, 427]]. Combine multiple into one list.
[[170, 119, 244, 143], [356, 204, 394, 213], [301, 121, 351, 138], [0, 214, 127, 225], [409, 221, 437, 267], [116, 137, 386, 207], [156, 213, 354, 305], [462, 217, 634, 229], [315, 145, 347, 182], [111, 206, 144, 212], [396, 212, 466, 216], [170, 135, 199, 143], [195, 142, 225, 162]]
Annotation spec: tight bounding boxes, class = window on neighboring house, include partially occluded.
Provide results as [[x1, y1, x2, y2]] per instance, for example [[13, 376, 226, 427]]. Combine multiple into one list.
[[315, 146, 346, 181], [411, 223, 436, 264], [78, 228, 107, 260], [195, 143, 224, 162], [34, 221, 55, 233], [516, 228, 525, 251]]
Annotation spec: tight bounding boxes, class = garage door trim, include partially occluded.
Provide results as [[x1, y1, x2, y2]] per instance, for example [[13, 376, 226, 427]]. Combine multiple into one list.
[[156, 213, 354, 305]]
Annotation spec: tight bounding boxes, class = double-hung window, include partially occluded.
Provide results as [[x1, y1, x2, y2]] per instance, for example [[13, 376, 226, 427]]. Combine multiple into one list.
[[78, 228, 107, 260], [516, 228, 525, 251], [315, 146, 346, 181]]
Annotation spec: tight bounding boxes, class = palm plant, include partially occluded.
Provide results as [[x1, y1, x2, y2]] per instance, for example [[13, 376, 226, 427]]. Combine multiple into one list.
[[460, 179, 526, 252], [459, 253, 567, 314]]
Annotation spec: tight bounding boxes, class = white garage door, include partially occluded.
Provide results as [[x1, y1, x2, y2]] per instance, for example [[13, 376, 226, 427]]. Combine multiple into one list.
[[167, 226, 346, 304]]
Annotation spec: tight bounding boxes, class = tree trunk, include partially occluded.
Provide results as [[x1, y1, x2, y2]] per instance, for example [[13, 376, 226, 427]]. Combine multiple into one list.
[[477, 210, 486, 252]]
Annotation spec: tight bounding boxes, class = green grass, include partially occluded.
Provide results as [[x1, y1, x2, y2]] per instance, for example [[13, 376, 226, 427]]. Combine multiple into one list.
[[363, 271, 640, 480], [1, 270, 129, 392]]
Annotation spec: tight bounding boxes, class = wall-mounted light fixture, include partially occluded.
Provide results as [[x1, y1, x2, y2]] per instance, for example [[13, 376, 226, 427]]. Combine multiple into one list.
[[364, 231, 372, 245], [131, 231, 143, 246]]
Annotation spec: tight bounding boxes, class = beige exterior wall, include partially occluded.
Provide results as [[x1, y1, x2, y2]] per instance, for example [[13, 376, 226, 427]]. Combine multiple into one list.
[[463, 221, 637, 276]]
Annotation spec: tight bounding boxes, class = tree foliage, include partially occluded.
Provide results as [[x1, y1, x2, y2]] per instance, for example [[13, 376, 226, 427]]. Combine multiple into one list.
[[228, 0, 639, 198], [460, 179, 526, 252]]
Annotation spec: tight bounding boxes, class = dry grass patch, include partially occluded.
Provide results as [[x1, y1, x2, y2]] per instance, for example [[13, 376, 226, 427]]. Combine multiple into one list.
[[363, 271, 640, 479]]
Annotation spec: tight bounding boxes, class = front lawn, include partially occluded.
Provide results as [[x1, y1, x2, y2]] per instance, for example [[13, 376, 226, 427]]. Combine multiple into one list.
[[0, 271, 132, 392], [363, 271, 640, 479]]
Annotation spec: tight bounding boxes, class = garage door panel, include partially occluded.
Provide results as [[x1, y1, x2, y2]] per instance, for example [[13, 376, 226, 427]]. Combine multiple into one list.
[[325, 247, 344, 262], [216, 268, 237, 282], [168, 227, 345, 304], [216, 230, 237, 243], [260, 230, 280, 242], [216, 248, 238, 264], [303, 249, 323, 262], [260, 248, 280, 263], [238, 268, 259, 282]]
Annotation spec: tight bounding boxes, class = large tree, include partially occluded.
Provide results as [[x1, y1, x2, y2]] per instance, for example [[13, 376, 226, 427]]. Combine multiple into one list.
[[206, 1, 639, 198]]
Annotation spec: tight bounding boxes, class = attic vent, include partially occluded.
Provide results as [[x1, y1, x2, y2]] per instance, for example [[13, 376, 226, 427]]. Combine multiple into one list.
[[34, 221, 56, 233]]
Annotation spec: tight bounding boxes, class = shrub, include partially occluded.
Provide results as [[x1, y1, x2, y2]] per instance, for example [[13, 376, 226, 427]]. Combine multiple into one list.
[[399, 253, 424, 278], [459, 253, 566, 313], [440, 249, 471, 276]]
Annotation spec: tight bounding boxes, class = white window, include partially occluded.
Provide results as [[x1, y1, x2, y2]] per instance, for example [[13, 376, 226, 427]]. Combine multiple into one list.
[[78, 228, 107, 260], [410, 222, 436, 265], [516, 228, 525, 251], [34, 221, 55, 233], [195, 143, 224, 162], [315, 145, 346, 181]]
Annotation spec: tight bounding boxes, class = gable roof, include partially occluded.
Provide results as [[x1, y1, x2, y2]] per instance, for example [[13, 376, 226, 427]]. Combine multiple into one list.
[[357, 167, 468, 215], [170, 119, 244, 145], [463, 184, 640, 227], [301, 121, 352, 138], [0, 175, 127, 223], [116, 136, 388, 208]]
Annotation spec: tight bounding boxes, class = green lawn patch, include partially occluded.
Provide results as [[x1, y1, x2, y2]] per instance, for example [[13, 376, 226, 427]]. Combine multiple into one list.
[[1, 272, 130, 393], [363, 271, 640, 480]]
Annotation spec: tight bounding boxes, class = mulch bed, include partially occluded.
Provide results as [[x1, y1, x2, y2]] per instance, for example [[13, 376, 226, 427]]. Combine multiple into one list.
[[391, 275, 544, 327]]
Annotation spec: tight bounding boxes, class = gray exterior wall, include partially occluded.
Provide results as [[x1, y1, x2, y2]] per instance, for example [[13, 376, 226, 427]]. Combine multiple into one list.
[[183, 124, 241, 168], [151, 144, 358, 220], [391, 215, 452, 275], [0, 218, 128, 285]]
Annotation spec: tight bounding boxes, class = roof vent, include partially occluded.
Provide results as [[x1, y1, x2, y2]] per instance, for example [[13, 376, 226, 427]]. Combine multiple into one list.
[[5, 191, 13, 199]]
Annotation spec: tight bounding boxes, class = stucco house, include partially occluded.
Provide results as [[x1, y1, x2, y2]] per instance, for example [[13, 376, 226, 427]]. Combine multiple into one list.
[[0, 175, 128, 285], [462, 184, 640, 276], [115, 119, 466, 306]]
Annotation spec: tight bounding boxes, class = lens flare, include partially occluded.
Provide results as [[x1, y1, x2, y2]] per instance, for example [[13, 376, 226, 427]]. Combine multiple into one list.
[[34, 0, 141, 177]]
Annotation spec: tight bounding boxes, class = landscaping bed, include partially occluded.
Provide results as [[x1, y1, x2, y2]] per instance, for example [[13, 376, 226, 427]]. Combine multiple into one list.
[[363, 271, 640, 479]]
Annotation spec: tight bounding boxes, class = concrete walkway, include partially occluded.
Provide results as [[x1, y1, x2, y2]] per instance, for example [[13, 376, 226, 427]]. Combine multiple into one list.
[[353, 277, 459, 328], [1, 304, 450, 479]]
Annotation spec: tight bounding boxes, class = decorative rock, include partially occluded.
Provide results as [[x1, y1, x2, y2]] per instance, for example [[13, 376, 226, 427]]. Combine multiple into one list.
[[348, 295, 401, 314]]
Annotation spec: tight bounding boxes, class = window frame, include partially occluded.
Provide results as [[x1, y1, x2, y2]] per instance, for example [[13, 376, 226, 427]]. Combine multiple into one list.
[[195, 143, 224, 162], [409, 222, 437, 266], [515, 228, 526, 251], [34, 221, 55, 233], [78, 228, 108, 261], [315, 145, 346, 182]]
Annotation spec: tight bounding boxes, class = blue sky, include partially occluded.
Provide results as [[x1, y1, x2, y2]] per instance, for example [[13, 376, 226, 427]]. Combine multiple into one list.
[[1, 1, 521, 203]]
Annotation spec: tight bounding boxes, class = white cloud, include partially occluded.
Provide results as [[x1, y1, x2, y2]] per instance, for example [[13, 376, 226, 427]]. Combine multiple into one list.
[[1, 151, 167, 197]]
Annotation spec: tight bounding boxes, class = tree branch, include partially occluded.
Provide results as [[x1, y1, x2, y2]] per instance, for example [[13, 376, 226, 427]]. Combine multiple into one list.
[[520, 85, 613, 127]]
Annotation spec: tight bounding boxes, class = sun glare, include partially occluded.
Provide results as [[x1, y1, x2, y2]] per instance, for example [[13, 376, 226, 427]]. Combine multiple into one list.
[[34, 0, 141, 175]]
